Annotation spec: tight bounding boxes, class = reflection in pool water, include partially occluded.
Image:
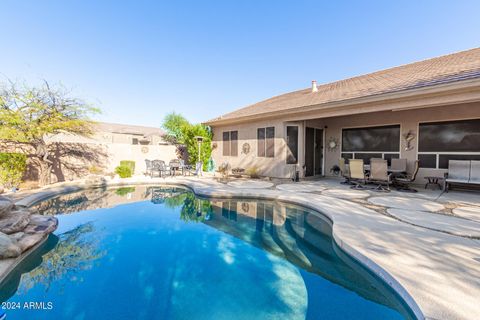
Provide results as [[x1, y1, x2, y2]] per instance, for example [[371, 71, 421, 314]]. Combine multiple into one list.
[[0, 186, 415, 320]]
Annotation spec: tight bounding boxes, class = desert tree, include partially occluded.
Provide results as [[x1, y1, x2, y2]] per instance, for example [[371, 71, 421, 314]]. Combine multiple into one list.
[[0, 80, 99, 186]]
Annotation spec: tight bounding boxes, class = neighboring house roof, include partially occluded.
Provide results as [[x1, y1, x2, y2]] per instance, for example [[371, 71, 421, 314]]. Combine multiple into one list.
[[206, 47, 480, 125], [94, 122, 165, 137]]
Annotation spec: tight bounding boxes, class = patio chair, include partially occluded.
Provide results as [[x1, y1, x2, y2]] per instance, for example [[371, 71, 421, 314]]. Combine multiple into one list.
[[151, 160, 169, 178], [390, 158, 407, 172], [169, 159, 181, 176], [179, 159, 194, 176], [145, 159, 153, 177], [444, 160, 470, 192], [349, 159, 367, 189], [394, 160, 419, 193], [369, 159, 392, 192], [338, 158, 352, 185]]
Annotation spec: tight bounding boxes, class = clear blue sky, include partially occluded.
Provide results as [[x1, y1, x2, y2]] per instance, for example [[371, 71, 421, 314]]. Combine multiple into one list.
[[1, 1, 479, 127]]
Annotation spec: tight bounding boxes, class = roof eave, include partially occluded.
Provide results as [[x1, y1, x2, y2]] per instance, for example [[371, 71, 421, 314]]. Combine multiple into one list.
[[204, 78, 480, 126]]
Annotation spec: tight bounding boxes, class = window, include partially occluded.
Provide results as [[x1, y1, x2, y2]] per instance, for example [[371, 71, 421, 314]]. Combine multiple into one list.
[[286, 126, 298, 164], [257, 127, 275, 157], [222, 131, 238, 156], [132, 138, 139, 145], [418, 119, 480, 168], [341, 125, 400, 162]]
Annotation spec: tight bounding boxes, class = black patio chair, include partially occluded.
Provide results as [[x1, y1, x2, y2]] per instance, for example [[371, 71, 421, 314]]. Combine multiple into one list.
[[394, 160, 419, 193], [151, 160, 168, 178]]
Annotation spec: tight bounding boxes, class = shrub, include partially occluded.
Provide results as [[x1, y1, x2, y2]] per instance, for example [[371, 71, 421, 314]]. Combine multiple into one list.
[[0, 153, 27, 188], [246, 166, 260, 179], [115, 165, 133, 178], [88, 165, 103, 175], [115, 187, 136, 196], [120, 160, 135, 174]]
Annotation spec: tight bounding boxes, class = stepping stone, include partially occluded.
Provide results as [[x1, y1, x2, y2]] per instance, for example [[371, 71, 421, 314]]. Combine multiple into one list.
[[276, 183, 326, 193], [321, 188, 369, 199], [0, 209, 30, 234], [452, 206, 480, 223], [0, 197, 15, 217], [227, 180, 274, 189], [387, 208, 480, 238], [369, 196, 444, 212], [0, 232, 21, 259]]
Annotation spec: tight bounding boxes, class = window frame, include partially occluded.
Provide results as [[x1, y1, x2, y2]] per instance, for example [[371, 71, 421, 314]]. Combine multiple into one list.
[[341, 124, 401, 164], [222, 130, 238, 157], [417, 118, 480, 169], [257, 127, 275, 158]]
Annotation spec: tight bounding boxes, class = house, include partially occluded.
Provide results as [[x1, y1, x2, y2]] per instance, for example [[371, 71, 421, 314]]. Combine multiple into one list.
[[205, 48, 480, 181]]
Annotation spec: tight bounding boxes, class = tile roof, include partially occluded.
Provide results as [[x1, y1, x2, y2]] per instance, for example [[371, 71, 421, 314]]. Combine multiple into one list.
[[207, 47, 480, 124], [95, 122, 165, 137]]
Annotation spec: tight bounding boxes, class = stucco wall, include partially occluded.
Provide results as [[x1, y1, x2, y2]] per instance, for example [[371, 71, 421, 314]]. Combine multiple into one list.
[[211, 102, 480, 181]]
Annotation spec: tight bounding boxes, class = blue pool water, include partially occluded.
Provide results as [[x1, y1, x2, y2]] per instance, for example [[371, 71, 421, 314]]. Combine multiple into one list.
[[0, 186, 414, 319]]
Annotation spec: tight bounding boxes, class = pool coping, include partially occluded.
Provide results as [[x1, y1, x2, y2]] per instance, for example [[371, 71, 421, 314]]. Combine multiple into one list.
[[5, 176, 476, 320]]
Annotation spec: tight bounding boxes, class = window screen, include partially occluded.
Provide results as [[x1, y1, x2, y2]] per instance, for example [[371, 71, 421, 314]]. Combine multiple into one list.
[[257, 128, 265, 157], [223, 132, 230, 156], [419, 119, 480, 152], [286, 126, 298, 164], [342, 125, 400, 152], [266, 127, 275, 158]]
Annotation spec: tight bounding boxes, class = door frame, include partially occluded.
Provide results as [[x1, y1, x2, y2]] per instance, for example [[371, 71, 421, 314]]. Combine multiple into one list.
[[305, 126, 325, 176]]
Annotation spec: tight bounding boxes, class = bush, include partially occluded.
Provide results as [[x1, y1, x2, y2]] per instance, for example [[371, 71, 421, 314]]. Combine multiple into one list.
[[88, 165, 103, 175], [246, 166, 260, 179], [120, 160, 135, 174], [115, 165, 133, 178], [0, 153, 27, 188], [115, 187, 136, 196]]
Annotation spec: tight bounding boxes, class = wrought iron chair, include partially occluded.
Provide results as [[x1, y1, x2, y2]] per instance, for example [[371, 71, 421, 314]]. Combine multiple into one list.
[[151, 160, 168, 178]]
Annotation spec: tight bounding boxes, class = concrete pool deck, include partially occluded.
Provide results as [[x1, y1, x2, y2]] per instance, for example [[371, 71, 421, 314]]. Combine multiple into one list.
[[3, 175, 480, 320]]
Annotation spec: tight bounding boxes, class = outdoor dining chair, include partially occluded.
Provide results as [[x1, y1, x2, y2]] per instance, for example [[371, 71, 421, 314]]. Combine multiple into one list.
[[349, 159, 367, 189], [394, 160, 419, 192], [151, 160, 169, 178], [339, 158, 352, 185], [369, 159, 392, 192], [390, 158, 407, 173], [145, 159, 153, 177]]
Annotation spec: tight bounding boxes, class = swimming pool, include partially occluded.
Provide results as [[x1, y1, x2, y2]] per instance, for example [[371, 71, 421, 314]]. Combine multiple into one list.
[[0, 185, 415, 319]]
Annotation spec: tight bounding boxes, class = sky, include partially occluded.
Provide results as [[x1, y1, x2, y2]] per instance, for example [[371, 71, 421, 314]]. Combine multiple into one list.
[[1, 1, 479, 127]]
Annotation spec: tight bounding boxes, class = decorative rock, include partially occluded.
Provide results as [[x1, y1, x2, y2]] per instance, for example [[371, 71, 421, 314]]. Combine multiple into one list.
[[0, 209, 31, 234], [23, 215, 58, 235], [368, 196, 445, 212], [16, 233, 46, 252], [85, 175, 107, 187], [9, 232, 24, 242], [0, 196, 15, 217], [0, 232, 21, 259]]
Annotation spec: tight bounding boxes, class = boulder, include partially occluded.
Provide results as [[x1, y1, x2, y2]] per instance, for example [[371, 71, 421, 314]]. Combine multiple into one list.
[[0, 232, 21, 259], [0, 209, 31, 234], [0, 196, 15, 217], [85, 175, 107, 187], [16, 233, 46, 252], [23, 215, 58, 235]]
